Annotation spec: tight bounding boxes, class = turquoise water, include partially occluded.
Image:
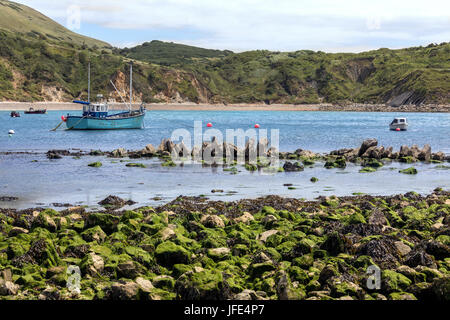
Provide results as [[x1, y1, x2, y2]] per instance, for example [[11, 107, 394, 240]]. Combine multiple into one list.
[[0, 110, 449, 209], [1, 111, 449, 153]]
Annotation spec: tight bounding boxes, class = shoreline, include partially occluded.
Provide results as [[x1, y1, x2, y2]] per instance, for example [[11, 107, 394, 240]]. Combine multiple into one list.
[[0, 102, 449, 112], [0, 190, 448, 301]]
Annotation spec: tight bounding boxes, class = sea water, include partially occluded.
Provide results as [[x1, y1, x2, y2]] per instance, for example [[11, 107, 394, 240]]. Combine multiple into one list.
[[0, 111, 449, 209]]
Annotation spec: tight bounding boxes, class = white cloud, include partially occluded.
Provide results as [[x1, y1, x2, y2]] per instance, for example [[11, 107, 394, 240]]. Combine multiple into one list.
[[13, 0, 450, 51]]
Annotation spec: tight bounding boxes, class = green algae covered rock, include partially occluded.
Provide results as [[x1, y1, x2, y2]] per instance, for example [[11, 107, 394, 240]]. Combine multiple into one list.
[[359, 167, 377, 173], [155, 241, 190, 267], [88, 162, 102, 168], [250, 262, 276, 279], [399, 167, 418, 175], [347, 212, 367, 225], [85, 213, 120, 234], [382, 270, 412, 292], [175, 269, 228, 300], [81, 226, 107, 243]]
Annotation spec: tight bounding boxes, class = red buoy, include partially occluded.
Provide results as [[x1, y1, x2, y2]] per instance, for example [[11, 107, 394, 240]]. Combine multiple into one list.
[[396, 128, 401, 131], [254, 124, 260, 129], [207, 123, 213, 128], [61, 116, 67, 122]]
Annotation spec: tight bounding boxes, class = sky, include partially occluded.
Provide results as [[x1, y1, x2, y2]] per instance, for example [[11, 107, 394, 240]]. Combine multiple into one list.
[[13, 0, 450, 52]]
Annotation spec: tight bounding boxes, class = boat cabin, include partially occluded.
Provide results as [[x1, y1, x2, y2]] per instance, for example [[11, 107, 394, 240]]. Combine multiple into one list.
[[391, 118, 407, 125], [83, 103, 109, 118]]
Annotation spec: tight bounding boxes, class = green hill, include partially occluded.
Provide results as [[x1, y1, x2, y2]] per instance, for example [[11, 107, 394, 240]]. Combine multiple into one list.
[[184, 44, 450, 105], [119, 40, 233, 66], [0, 1, 448, 106], [0, 0, 110, 48]]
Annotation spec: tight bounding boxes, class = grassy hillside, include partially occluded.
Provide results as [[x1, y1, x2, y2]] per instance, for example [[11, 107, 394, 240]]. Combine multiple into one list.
[[0, 1, 448, 105], [0, 30, 209, 103], [0, 0, 110, 49], [118, 40, 233, 66], [183, 44, 450, 104]]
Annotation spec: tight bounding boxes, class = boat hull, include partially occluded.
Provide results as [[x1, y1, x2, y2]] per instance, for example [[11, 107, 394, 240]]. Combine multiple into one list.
[[389, 123, 408, 131], [66, 114, 145, 130], [24, 110, 47, 114]]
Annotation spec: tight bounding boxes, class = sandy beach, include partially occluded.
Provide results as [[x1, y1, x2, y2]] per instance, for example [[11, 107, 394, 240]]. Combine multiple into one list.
[[0, 102, 321, 111], [1, 102, 449, 112]]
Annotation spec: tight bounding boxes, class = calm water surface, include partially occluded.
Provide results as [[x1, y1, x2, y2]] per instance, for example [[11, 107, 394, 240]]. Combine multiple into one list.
[[0, 111, 448, 209]]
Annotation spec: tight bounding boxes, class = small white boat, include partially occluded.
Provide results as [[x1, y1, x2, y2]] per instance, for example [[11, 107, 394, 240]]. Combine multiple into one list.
[[390, 118, 408, 131], [8, 130, 15, 135]]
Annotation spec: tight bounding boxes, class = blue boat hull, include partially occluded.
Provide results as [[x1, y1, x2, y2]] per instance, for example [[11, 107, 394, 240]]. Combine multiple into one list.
[[66, 114, 145, 130]]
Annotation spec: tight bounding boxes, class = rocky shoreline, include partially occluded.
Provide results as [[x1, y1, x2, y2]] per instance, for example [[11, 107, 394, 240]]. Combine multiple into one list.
[[0, 102, 449, 112], [39, 138, 450, 171], [0, 189, 449, 300]]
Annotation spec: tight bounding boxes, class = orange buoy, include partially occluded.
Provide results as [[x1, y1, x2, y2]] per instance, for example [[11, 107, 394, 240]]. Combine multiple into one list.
[[207, 123, 213, 128], [255, 124, 260, 129]]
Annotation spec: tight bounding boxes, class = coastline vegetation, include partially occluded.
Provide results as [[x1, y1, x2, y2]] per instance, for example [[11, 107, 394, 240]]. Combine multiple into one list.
[[0, 2, 448, 106]]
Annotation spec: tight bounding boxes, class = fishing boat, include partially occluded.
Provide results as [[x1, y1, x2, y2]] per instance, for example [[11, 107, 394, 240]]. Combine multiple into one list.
[[63, 63, 145, 130], [10, 111, 20, 118], [24, 107, 47, 114], [389, 118, 408, 131]]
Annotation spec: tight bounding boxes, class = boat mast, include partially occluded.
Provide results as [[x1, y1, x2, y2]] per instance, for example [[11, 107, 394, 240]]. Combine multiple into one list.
[[88, 62, 91, 103], [129, 62, 133, 112]]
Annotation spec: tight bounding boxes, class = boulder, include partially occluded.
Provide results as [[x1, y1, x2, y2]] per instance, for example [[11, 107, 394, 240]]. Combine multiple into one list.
[[107, 281, 139, 300], [117, 261, 141, 279], [417, 145, 431, 162], [155, 241, 190, 267], [208, 248, 231, 261], [258, 230, 279, 243], [175, 269, 230, 300], [394, 241, 412, 256], [38, 287, 61, 300], [276, 270, 306, 300], [432, 152, 445, 161], [283, 161, 304, 172], [141, 144, 156, 157], [381, 146, 393, 159], [8, 227, 29, 237], [84, 213, 120, 234], [160, 139, 175, 153], [98, 195, 129, 208], [399, 145, 411, 157], [111, 148, 128, 158], [200, 215, 225, 228], [81, 252, 104, 276], [358, 139, 378, 157], [135, 277, 154, 293], [404, 250, 436, 268], [0, 279, 19, 296], [233, 212, 254, 224], [409, 145, 421, 159], [234, 289, 268, 300], [368, 209, 388, 225]]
